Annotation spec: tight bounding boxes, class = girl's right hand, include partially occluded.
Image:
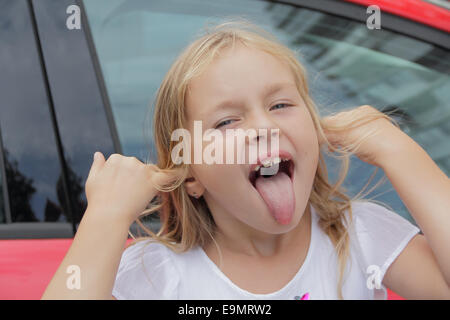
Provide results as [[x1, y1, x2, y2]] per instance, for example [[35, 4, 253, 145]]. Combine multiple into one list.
[[84, 152, 181, 226]]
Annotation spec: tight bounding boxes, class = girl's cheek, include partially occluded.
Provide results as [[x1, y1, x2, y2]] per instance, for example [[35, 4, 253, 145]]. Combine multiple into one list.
[[285, 113, 319, 156]]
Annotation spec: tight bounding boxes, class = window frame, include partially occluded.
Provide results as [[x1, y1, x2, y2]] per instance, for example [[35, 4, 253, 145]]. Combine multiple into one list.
[[0, 0, 120, 239], [0, 0, 75, 238], [272, 0, 450, 50]]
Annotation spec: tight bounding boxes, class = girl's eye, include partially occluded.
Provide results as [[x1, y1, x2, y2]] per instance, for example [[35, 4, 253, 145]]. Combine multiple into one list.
[[215, 119, 235, 129], [270, 103, 290, 111], [215, 104, 291, 128]]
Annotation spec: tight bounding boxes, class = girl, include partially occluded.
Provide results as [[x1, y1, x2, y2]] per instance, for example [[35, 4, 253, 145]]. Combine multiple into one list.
[[42, 20, 450, 300]]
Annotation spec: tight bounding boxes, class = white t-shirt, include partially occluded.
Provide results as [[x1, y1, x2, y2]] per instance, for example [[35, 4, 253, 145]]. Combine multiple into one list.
[[112, 201, 420, 300]]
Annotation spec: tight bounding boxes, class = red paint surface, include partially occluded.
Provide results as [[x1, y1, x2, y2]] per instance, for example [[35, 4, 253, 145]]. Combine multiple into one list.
[[0, 239, 73, 300], [0, 238, 403, 300], [344, 0, 450, 32]]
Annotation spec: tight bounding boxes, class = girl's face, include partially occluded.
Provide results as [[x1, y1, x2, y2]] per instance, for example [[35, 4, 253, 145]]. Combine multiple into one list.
[[185, 43, 319, 235]]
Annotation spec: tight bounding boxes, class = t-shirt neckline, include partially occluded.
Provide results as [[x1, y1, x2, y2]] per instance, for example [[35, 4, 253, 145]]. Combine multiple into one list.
[[196, 204, 316, 298]]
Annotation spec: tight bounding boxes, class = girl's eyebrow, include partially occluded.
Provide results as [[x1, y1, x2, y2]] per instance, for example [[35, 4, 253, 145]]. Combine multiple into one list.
[[207, 82, 297, 116]]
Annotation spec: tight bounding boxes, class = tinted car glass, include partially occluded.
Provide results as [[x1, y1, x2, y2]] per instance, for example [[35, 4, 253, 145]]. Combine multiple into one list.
[[30, 0, 118, 227], [0, 0, 72, 223], [284, 7, 450, 224], [83, 0, 450, 225], [0, 151, 5, 223]]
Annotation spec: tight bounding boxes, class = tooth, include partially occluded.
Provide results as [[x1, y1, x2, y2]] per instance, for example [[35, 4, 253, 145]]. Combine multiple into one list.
[[261, 159, 271, 167], [254, 165, 260, 171], [273, 157, 281, 164]]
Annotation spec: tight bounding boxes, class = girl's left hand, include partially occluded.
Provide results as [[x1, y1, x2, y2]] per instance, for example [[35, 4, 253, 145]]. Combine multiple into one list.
[[320, 105, 413, 167]]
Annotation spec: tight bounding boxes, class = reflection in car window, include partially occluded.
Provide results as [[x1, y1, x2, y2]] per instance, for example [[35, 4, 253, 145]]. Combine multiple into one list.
[[0, 158, 4, 223], [84, 0, 449, 225], [278, 8, 450, 225], [0, 1, 71, 223], [31, 0, 117, 227]]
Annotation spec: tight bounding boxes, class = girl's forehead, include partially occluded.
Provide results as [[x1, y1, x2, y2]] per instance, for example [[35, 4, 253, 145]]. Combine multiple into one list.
[[188, 53, 293, 97], [184, 45, 298, 120], [194, 45, 289, 81]]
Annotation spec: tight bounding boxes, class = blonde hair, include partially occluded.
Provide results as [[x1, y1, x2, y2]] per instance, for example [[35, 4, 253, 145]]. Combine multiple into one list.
[[130, 18, 396, 299]]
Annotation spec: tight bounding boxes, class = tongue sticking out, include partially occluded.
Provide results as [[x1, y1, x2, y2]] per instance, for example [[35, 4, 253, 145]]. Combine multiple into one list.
[[254, 171, 295, 225]]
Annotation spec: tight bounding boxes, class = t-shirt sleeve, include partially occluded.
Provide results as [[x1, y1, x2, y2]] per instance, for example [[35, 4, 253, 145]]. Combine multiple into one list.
[[348, 201, 421, 298], [112, 239, 180, 300]]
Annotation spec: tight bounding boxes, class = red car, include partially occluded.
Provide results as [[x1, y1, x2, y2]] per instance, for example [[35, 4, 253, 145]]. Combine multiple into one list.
[[0, 0, 449, 300]]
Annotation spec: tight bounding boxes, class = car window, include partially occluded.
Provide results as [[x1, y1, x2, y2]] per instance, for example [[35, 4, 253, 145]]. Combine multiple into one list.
[[30, 0, 118, 228], [83, 0, 450, 225], [0, 162, 4, 224], [0, 1, 71, 224], [284, 7, 450, 224]]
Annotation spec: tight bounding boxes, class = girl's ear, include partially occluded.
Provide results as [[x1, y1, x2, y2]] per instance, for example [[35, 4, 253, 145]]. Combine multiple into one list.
[[184, 176, 205, 199]]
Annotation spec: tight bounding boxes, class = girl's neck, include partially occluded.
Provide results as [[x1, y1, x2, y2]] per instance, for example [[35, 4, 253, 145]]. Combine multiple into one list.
[[203, 205, 312, 259]]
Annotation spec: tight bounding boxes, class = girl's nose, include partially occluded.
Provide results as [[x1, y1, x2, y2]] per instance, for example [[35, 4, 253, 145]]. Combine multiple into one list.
[[252, 128, 280, 145], [248, 116, 281, 150], [247, 127, 280, 166], [243, 112, 281, 164]]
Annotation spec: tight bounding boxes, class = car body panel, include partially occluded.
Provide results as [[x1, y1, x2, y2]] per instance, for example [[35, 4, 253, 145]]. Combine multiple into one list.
[[345, 0, 450, 32]]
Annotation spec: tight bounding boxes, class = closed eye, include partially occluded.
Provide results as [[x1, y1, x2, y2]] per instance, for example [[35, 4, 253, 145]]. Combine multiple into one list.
[[215, 119, 235, 129], [270, 103, 291, 111], [215, 104, 292, 128]]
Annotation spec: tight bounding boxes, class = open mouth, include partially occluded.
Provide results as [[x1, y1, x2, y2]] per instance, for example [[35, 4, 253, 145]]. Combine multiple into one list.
[[247, 151, 296, 225], [248, 158, 294, 187]]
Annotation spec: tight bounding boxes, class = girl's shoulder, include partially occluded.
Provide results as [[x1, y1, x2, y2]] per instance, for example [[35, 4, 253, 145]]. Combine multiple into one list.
[[347, 200, 420, 235], [119, 238, 173, 270], [113, 238, 181, 299], [344, 200, 420, 291]]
